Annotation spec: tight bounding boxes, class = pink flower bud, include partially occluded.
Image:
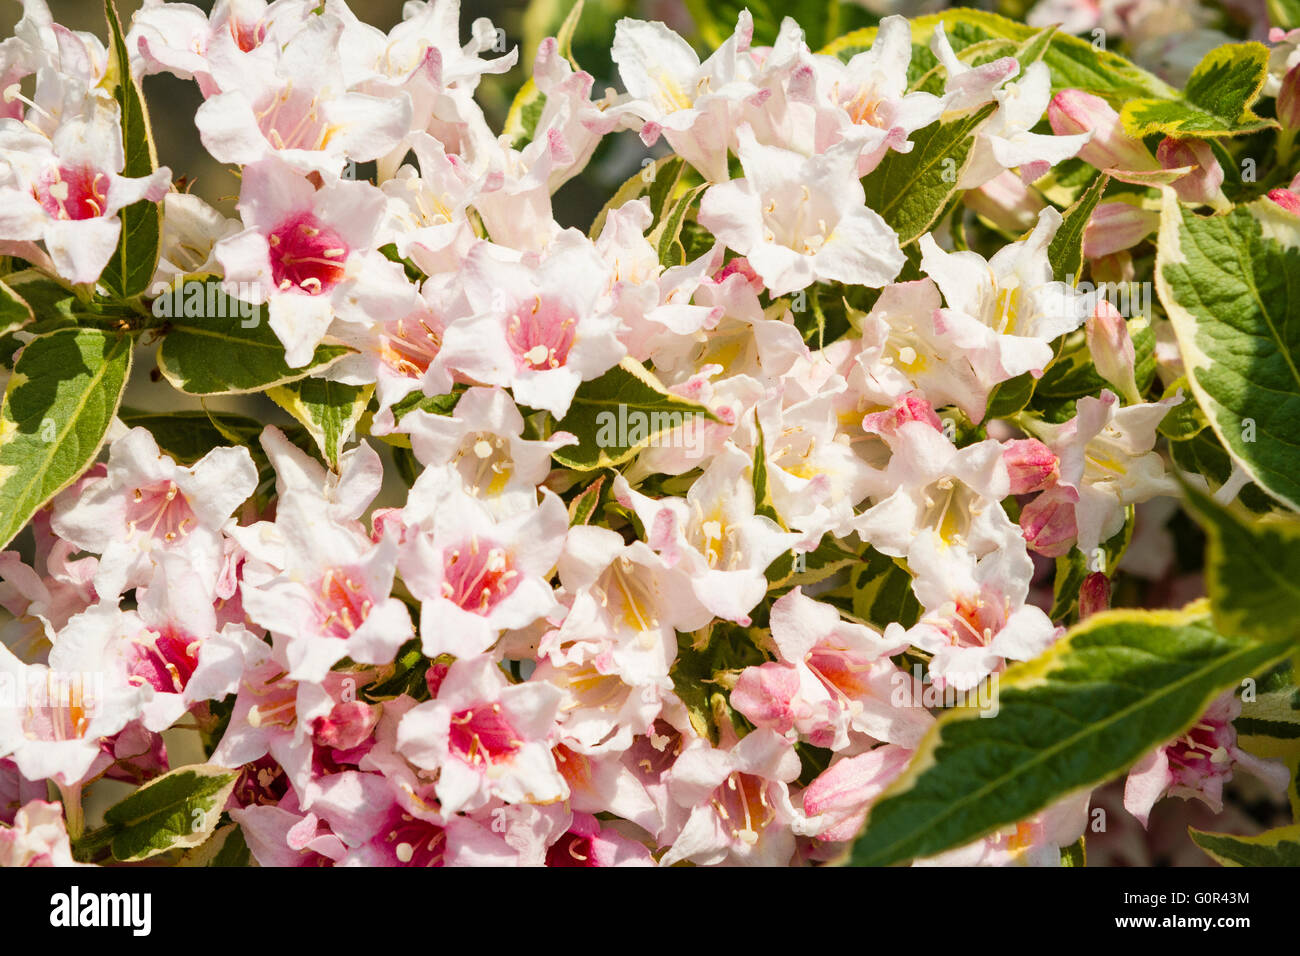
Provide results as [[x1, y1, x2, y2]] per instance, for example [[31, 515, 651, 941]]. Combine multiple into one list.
[[1003, 438, 1059, 495], [1268, 188, 1300, 215], [862, 392, 942, 436], [1020, 486, 1079, 557], [1048, 89, 1157, 173], [1082, 202, 1160, 259], [1279, 63, 1300, 130], [425, 661, 450, 697], [802, 747, 913, 843], [1086, 300, 1140, 403], [312, 700, 380, 751], [1156, 137, 1225, 205], [713, 256, 763, 291], [965, 170, 1047, 234], [730, 662, 802, 737], [1078, 572, 1111, 619]]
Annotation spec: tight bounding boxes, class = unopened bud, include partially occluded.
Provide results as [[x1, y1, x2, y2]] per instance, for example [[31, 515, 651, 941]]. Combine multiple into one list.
[[1078, 572, 1111, 619], [1278, 63, 1300, 130], [1048, 89, 1157, 173], [1003, 438, 1060, 495], [1086, 300, 1141, 404], [1156, 137, 1225, 205], [1268, 188, 1300, 215], [1082, 202, 1160, 259], [1020, 486, 1079, 557]]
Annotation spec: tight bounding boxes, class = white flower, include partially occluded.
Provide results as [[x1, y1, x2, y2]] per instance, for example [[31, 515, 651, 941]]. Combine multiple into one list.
[[698, 125, 904, 296]]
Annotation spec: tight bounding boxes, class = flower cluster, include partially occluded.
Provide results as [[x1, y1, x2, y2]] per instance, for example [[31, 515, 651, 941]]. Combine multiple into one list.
[[0, 0, 1292, 868]]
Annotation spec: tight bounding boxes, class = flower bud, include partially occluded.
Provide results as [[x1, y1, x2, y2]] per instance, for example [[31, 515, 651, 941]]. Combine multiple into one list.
[[1003, 438, 1059, 495], [1086, 300, 1141, 404], [1156, 137, 1225, 205], [965, 170, 1046, 234], [1268, 188, 1300, 215], [1019, 486, 1079, 557], [1048, 89, 1157, 173], [1082, 202, 1160, 259], [1278, 63, 1300, 130], [1078, 572, 1111, 620], [862, 392, 942, 436]]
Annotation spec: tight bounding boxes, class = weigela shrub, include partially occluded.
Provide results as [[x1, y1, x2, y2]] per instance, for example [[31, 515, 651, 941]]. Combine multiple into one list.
[[1, 0, 1299, 869]]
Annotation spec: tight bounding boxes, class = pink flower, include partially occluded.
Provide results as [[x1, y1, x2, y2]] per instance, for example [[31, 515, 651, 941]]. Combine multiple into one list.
[[0, 110, 170, 283], [439, 234, 625, 417], [731, 587, 929, 749], [802, 745, 912, 844], [0, 800, 83, 867], [215, 157, 418, 367], [545, 811, 654, 866], [1123, 691, 1290, 827], [396, 655, 567, 814]]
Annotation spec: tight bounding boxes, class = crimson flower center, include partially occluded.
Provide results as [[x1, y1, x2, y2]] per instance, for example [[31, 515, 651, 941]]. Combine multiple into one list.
[[126, 479, 198, 544], [1168, 719, 1233, 776], [711, 771, 775, 845], [448, 703, 520, 765], [441, 538, 518, 614], [228, 14, 267, 53], [317, 568, 373, 639], [546, 831, 597, 867], [379, 810, 448, 867], [131, 627, 201, 694], [506, 296, 577, 370], [268, 213, 348, 295], [35, 164, 108, 221]]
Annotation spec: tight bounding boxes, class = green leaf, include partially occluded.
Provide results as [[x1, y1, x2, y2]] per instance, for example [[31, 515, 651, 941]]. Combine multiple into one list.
[[156, 283, 352, 394], [550, 357, 717, 470], [1048, 507, 1135, 623], [503, 79, 546, 148], [100, 0, 162, 297], [851, 547, 921, 631], [1269, 0, 1300, 29], [567, 473, 606, 526], [103, 764, 240, 862], [555, 0, 585, 67], [845, 602, 1292, 867], [860, 104, 997, 245], [1156, 376, 1207, 440], [1048, 173, 1109, 284], [268, 378, 373, 471], [1190, 824, 1300, 866], [1029, 318, 1156, 424], [983, 371, 1035, 421], [117, 407, 263, 464], [768, 535, 860, 592], [1181, 482, 1300, 646], [589, 156, 685, 239], [1235, 668, 1300, 817], [1122, 44, 1276, 139], [1169, 429, 1275, 514], [0, 279, 33, 336], [1156, 191, 1300, 511], [1060, 836, 1086, 866], [0, 328, 131, 550], [651, 183, 709, 267], [178, 823, 251, 867]]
